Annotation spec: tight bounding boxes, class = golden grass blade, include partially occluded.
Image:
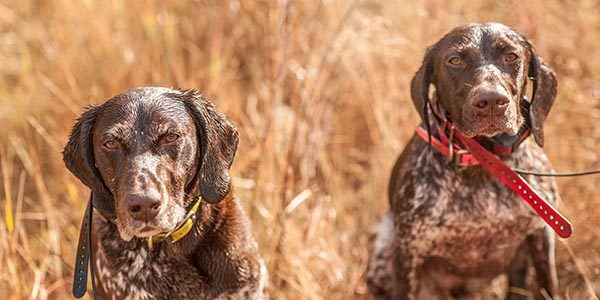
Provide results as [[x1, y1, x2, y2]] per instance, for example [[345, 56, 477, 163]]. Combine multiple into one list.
[[3, 194, 13, 234], [0, 1, 599, 298], [1, 149, 14, 234], [563, 241, 599, 300]]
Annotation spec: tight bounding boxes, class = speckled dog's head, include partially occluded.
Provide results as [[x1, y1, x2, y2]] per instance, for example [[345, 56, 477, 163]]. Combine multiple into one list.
[[63, 87, 238, 241], [411, 22, 557, 146]]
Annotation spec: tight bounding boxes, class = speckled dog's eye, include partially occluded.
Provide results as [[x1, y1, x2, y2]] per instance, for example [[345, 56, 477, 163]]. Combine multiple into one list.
[[103, 140, 120, 150], [504, 53, 519, 63], [162, 133, 179, 144], [448, 56, 464, 67]]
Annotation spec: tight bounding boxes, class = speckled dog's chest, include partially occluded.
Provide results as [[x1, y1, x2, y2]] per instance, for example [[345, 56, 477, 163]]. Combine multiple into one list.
[[413, 184, 541, 270], [95, 245, 209, 300], [401, 141, 558, 276], [425, 218, 539, 274]]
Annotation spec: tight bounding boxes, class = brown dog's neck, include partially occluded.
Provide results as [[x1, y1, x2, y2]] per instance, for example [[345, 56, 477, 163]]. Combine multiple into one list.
[[92, 193, 261, 293], [193, 196, 261, 293], [423, 135, 536, 178]]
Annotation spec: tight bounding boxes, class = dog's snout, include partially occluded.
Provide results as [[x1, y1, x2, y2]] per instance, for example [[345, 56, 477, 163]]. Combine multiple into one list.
[[469, 88, 510, 114], [126, 192, 162, 222]]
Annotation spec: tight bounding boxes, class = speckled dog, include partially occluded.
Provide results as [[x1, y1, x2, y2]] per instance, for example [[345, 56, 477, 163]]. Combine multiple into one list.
[[64, 87, 267, 299], [366, 23, 561, 299]]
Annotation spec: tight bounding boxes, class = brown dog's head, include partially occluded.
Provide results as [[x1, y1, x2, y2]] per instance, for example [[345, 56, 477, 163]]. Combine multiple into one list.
[[63, 87, 238, 241], [411, 23, 557, 146]]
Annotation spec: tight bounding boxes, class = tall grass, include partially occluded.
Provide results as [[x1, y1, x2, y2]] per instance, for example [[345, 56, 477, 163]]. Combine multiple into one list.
[[1, 0, 599, 299]]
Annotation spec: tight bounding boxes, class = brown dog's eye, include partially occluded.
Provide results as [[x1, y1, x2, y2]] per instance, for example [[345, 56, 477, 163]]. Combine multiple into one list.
[[448, 56, 464, 67], [504, 53, 519, 63], [103, 140, 120, 150], [162, 133, 179, 144]]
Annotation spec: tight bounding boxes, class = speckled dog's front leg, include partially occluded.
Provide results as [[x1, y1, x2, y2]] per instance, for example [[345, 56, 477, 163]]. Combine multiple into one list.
[[506, 242, 530, 300], [367, 212, 395, 299], [527, 228, 559, 300], [391, 214, 423, 300], [392, 245, 420, 300]]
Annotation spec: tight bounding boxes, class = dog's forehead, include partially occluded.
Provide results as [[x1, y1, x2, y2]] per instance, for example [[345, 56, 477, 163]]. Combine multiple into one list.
[[95, 88, 193, 137], [442, 23, 520, 51], [111, 87, 183, 110]]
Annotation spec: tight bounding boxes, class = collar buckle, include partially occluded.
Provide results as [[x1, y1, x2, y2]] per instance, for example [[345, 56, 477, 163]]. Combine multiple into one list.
[[147, 196, 203, 249]]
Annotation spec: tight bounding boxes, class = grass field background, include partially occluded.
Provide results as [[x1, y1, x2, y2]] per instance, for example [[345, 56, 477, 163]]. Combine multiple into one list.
[[1, 0, 599, 299]]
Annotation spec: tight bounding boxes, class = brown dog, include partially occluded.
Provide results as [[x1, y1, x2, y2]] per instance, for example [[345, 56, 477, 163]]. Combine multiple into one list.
[[64, 87, 267, 299], [367, 23, 560, 299]]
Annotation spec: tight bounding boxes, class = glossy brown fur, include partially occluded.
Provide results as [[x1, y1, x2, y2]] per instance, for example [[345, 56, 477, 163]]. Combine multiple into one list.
[[367, 23, 560, 300], [63, 87, 266, 299]]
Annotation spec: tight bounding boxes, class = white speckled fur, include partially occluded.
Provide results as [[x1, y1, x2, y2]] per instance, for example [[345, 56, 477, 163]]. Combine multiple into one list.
[[367, 137, 560, 299], [91, 203, 267, 300]]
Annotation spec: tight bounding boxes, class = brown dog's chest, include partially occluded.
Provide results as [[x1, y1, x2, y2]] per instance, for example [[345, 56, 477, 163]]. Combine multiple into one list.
[[423, 218, 538, 275], [94, 243, 209, 300], [412, 183, 544, 275], [393, 138, 559, 278], [90, 214, 267, 300]]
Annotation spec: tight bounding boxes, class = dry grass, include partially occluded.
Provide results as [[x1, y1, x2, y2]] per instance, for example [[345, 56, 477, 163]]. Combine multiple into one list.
[[0, 0, 599, 299]]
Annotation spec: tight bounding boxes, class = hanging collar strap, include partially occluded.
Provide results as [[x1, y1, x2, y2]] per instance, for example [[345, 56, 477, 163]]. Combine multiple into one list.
[[415, 104, 573, 238], [451, 125, 572, 238], [72, 194, 203, 298], [73, 194, 96, 299]]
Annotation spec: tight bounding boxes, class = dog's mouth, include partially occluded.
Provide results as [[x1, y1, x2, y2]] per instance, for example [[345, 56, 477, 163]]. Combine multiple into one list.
[[458, 108, 521, 139], [137, 225, 162, 235], [116, 221, 176, 241], [115, 205, 187, 242], [478, 125, 505, 137], [459, 122, 519, 139], [478, 118, 520, 137]]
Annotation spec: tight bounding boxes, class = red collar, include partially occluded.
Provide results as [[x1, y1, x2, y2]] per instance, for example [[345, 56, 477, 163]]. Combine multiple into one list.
[[415, 105, 572, 238], [415, 122, 531, 167], [418, 101, 531, 166]]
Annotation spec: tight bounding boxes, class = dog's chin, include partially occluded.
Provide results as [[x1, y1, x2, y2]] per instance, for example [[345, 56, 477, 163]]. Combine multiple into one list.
[[456, 124, 499, 138], [116, 223, 137, 242], [483, 122, 521, 138], [479, 126, 508, 138], [115, 217, 183, 242], [116, 223, 178, 242], [458, 118, 521, 139], [462, 125, 519, 139], [114, 201, 188, 242]]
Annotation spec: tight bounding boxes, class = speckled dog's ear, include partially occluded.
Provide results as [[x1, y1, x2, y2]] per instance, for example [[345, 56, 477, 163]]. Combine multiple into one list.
[[527, 46, 558, 148], [180, 90, 239, 204], [63, 105, 116, 219], [410, 47, 433, 120], [411, 46, 436, 128]]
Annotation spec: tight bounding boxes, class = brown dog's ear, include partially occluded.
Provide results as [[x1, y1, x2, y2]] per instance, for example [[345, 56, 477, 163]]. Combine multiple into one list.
[[63, 105, 116, 219], [411, 47, 435, 126], [527, 45, 558, 147], [181, 90, 239, 204]]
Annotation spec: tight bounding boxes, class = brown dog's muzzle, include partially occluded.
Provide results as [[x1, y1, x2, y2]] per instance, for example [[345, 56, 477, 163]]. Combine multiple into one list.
[[125, 191, 162, 222], [468, 85, 511, 118], [460, 67, 520, 137], [117, 154, 165, 224]]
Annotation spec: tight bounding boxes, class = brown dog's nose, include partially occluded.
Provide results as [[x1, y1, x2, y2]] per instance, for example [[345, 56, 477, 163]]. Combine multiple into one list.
[[470, 89, 510, 113], [126, 193, 161, 222]]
